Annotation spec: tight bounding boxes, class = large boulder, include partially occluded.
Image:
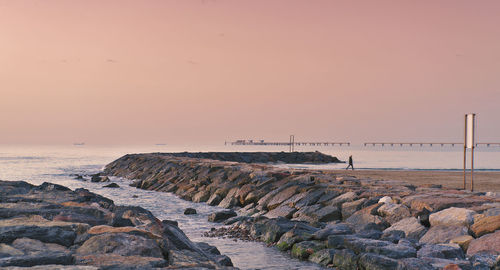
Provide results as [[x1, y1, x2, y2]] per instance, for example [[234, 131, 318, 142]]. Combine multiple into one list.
[[309, 249, 336, 266], [341, 198, 367, 219], [419, 225, 469, 245], [470, 214, 500, 237], [207, 210, 237, 223], [377, 203, 411, 225], [276, 227, 316, 251], [358, 253, 399, 270], [291, 240, 325, 260], [76, 233, 163, 258], [332, 249, 358, 270], [417, 244, 465, 260], [266, 186, 300, 210], [345, 204, 388, 232], [467, 230, 500, 256], [383, 217, 427, 240], [313, 223, 353, 240], [264, 205, 297, 219], [429, 207, 476, 227]]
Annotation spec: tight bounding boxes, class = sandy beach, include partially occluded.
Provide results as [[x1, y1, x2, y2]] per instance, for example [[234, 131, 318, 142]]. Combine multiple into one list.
[[332, 169, 500, 192]]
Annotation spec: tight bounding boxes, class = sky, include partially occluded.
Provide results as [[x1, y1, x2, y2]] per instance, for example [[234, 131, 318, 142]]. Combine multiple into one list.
[[1, 0, 500, 145]]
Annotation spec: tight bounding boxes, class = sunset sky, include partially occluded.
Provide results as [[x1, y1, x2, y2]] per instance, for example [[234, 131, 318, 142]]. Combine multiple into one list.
[[1, 1, 500, 145]]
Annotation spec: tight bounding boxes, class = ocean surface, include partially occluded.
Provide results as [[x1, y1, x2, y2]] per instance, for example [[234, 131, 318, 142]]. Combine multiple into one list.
[[1, 143, 500, 269]]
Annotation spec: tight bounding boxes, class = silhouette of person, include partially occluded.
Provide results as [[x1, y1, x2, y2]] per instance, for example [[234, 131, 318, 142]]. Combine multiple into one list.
[[346, 155, 354, 170]]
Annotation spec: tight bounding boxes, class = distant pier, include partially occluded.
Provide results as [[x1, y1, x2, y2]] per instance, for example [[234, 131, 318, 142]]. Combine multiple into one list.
[[228, 140, 350, 147]]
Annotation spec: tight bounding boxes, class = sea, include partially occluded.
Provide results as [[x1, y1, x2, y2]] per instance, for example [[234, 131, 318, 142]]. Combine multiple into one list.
[[1, 143, 499, 269]]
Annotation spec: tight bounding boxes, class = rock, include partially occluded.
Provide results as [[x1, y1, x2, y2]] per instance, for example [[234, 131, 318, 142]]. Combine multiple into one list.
[[377, 203, 411, 224], [450, 235, 474, 252], [291, 240, 325, 260], [0, 225, 78, 247], [470, 214, 500, 237], [218, 187, 239, 209], [343, 237, 391, 254], [259, 217, 296, 243], [264, 204, 297, 219], [312, 205, 341, 222], [309, 249, 336, 266], [417, 244, 465, 260], [420, 257, 472, 270], [332, 249, 358, 270], [429, 207, 476, 227], [11, 238, 69, 255], [294, 190, 324, 208], [184, 208, 197, 215], [419, 225, 469, 244], [206, 193, 223, 206], [313, 223, 353, 240], [0, 252, 74, 267], [76, 232, 163, 257], [469, 253, 498, 269], [358, 253, 399, 270], [102, 183, 119, 188], [276, 226, 316, 251], [379, 196, 394, 204], [192, 190, 210, 203], [396, 258, 434, 270], [383, 217, 427, 240], [0, 243, 24, 257], [467, 230, 500, 256], [266, 186, 300, 210], [329, 191, 357, 207], [381, 230, 406, 243], [208, 210, 237, 223], [74, 254, 167, 269], [291, 204, 321, 222], [345, 204, 388, 232], [356, 229, 383, 240], [341, 198, 367, 219]]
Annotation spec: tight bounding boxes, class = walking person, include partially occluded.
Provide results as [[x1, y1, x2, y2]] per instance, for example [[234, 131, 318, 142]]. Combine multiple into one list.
[[346, 155, 354, 170]]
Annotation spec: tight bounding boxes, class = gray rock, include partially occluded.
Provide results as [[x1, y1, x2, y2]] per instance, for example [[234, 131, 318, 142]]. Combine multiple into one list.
[[264, 204, 297, 219], [341, 198, 367, 219], [313, 223, 353, 240], [329, 191, 357, 207], [383, 217, 427, 240], [358, 253, 399, 270], [266, 186, 300, 210], [0, 252, 73, 267], [417, 243, 465, 260], [332, 249, 358, 270], [312, 205, 341, 222], [295, 190, 324, 208], [420, 257, 472, 270], [396, 258, 434, 270], [276, 227, 316, 251], [184, 208, 197, 215], [0, 226, 77, 247], [377, 203, 411, 224], [419, 225, 468, 244], [207, 210, 237, 223], [291, 240, 325, 260], [76, 233, 163, 257], [218, 187, 239, 208], [206, 193, 223, 206], [309, 249, 336, 266]]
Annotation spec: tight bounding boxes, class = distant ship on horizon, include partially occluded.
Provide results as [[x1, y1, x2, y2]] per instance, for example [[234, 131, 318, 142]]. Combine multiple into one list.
[[73, 142, 85, 146], [155, 143, 167, 146]]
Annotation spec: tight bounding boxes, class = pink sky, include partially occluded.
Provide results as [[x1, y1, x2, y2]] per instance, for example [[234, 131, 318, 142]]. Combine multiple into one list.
[[1, 1, 499, 145]]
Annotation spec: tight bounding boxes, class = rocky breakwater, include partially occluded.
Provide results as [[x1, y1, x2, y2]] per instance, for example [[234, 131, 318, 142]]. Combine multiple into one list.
[[0, 180, 234, 269], [104, 153, 500, 269], [142, 151, 342, 164]]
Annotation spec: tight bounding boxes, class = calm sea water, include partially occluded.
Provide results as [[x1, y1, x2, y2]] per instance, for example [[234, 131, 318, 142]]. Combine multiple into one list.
[[1, 144, 500, 269]]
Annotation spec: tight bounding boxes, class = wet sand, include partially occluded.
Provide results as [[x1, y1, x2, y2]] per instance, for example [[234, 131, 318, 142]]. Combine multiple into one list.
[[332, 170, 500, 192]]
